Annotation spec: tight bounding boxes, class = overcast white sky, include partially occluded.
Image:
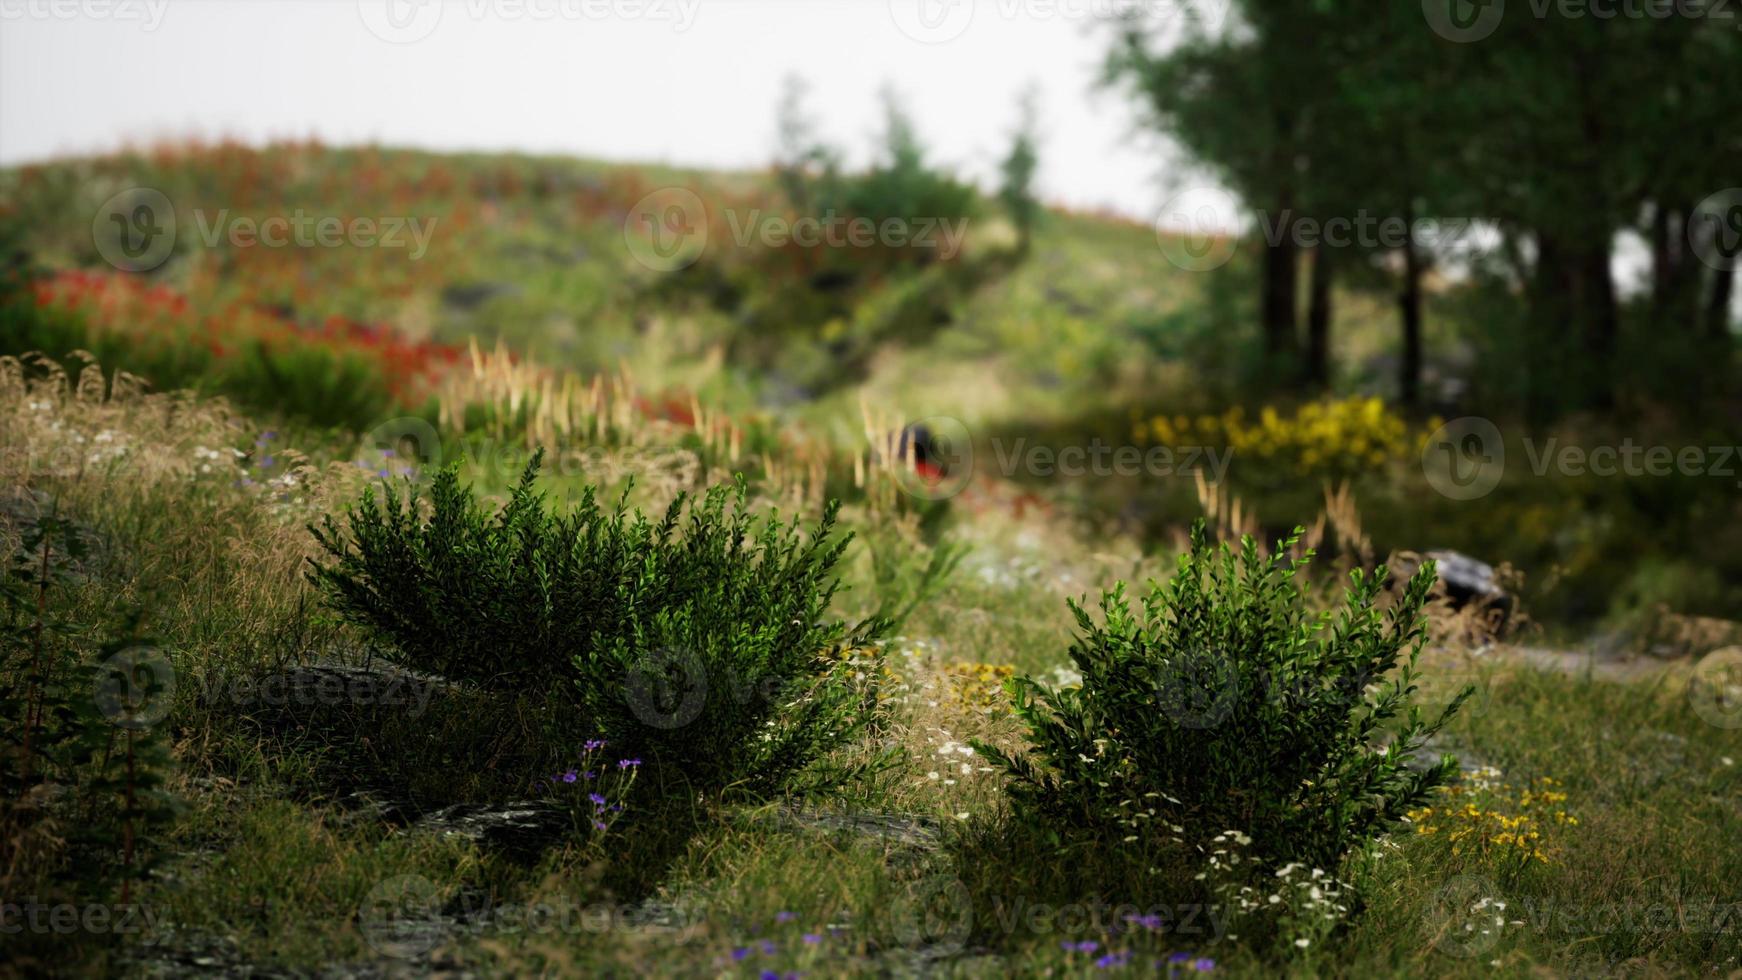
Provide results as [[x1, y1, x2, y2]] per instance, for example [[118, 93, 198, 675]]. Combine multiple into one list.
[[0, 0, 1222, 220]]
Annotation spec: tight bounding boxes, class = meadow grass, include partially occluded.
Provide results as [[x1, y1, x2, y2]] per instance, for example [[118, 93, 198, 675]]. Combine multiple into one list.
[[4, 359, 1736, 978], [3, 145, 1740, 977]]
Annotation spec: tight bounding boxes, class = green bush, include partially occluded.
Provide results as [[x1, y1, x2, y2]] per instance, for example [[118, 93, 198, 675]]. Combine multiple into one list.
[[307, 451, 891, 798], [1, 513, 178, 924], [978, 521, 1469, 870]]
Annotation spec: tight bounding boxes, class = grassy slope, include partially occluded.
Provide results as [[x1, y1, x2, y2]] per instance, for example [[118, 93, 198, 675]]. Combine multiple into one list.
[[3, 146, 1739, 977]]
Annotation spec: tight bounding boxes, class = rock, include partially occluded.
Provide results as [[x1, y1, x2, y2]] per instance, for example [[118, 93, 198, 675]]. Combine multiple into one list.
[[1425, 551, 1509, 608], [1644, 613, 1742, 658], [779, 809, 944, 851], [1395, 550, 1514, 628], [225, 660, 453, 740], [1403, 732, 1488, 779], [413, 801, 571, 859]]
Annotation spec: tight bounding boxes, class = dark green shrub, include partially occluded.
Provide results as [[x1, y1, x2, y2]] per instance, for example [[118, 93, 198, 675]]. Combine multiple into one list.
[[978, 521, 1469, 870], [307, 451, 890, 797], [1, 512, 177, 921]]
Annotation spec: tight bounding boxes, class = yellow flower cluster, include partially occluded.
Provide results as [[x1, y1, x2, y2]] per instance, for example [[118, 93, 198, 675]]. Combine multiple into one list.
[[1406, 775, 1577, 869], [824, 646, 1015, 715], [1132, 398, 1438, 479], [937, 662, 1016, 713]]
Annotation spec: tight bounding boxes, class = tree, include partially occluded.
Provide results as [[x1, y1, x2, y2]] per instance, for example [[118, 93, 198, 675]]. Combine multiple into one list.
[[999, 85, 1042, 257]]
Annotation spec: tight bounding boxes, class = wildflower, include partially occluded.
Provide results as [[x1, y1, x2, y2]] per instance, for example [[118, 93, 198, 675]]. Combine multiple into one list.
[[775, 911, 797, 924], [1294, 938, 1310, 948], [731, 947, 751, 962], [1191, 957, 1215, 971], [588, 793, 607, 806], [802, 933, 822, 945], [560, 770, 578, 784], [618, 758, 641, 769]]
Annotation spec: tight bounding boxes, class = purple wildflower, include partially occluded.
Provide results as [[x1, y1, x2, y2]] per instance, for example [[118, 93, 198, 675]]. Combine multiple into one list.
[[560, 770, 578, 784], [802, 933, 822, 945], [775, 911, 797, 924], [588, 792, 607, 807], [1192, 958, 1215, 972], [731, 947, 751, 962]]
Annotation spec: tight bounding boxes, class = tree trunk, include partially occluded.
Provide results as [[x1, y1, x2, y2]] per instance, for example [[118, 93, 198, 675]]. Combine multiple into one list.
[[1261, 230, 1299, 373], [1578, 242, 1618, 410], [1709, 264, 1736, 345], [1399, 226, 1424, 408], [1525, 233, 1567, 424], [1650, 201, 1702, 324], [1306, 245, 1333, 388]]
